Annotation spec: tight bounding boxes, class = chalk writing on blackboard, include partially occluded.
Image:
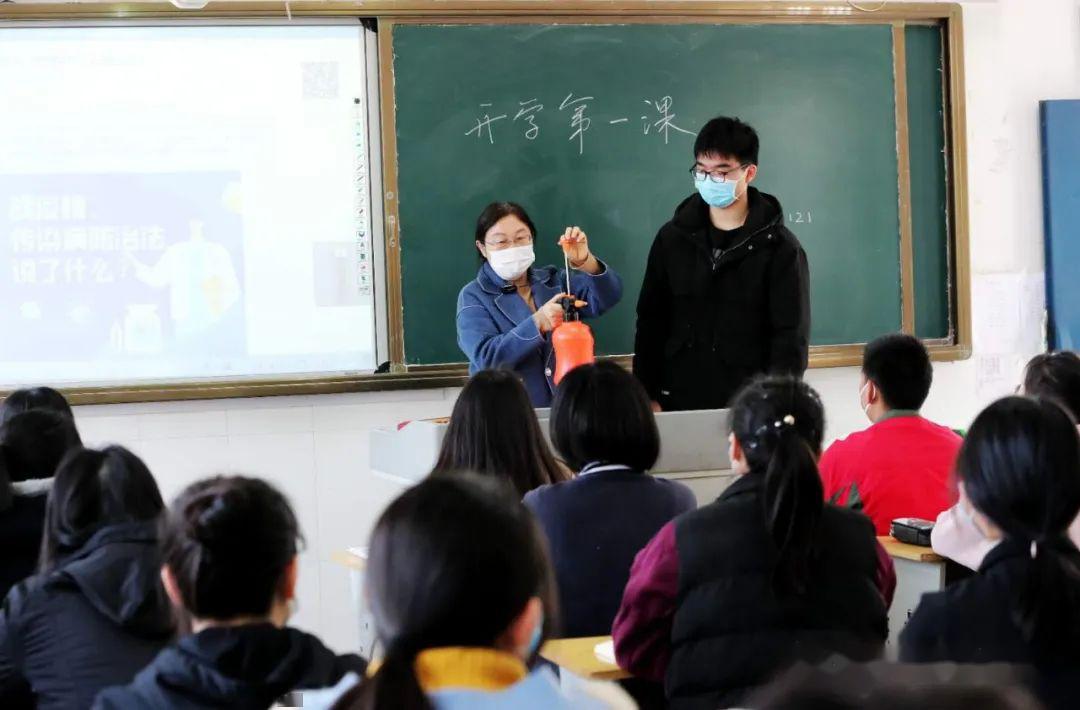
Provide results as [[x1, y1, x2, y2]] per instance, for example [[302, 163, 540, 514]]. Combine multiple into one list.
[[465, 103, 508, 144], [640, 97, 694, 144], [559, 93, 593, 155], [513, 98, 543, 140], [464, 95, 695, 154]]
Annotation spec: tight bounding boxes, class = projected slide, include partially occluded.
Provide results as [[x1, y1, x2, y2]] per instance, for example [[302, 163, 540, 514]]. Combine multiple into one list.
[[0, 25, 376, 387]]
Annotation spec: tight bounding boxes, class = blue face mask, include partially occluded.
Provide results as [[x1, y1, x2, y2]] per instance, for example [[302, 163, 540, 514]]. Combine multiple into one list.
[[527, 610, 544, 657], [695, 176, 740, 209]]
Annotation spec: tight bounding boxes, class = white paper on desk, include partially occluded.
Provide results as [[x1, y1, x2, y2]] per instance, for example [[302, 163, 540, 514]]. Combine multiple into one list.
[[594, 639, 616, 665], [347, 546, 369, 559]]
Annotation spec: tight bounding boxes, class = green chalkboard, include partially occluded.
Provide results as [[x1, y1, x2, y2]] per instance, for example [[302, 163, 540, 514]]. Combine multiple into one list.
[[392, 22, 946, 365], [906, 24, 951, 340]]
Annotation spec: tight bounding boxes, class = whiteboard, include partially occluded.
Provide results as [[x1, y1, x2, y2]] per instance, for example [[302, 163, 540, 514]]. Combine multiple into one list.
[[0, 23, 381, 388]]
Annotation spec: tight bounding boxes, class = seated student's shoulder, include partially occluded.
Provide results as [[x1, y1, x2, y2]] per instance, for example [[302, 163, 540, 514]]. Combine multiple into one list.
[[819, 501, 879, 537], [650, 475, 697, 509], [822, 427, 876, 459], [923, 418, 964, 443]]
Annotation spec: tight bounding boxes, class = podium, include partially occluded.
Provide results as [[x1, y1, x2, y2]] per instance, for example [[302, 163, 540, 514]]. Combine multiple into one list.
[[370, 408, 735, 506]]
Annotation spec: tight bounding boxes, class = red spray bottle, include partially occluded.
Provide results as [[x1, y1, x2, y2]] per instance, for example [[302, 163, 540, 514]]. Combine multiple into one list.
[[552, 244, 596, 385]]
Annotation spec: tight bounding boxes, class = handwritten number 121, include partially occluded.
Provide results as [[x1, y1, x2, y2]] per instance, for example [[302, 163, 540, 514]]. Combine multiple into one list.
[[789, 211, 813, 224]]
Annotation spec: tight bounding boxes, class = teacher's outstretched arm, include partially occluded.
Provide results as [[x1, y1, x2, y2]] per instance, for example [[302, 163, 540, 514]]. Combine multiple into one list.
[[456, 289, 544, 371], [559, 226, 623, 318]]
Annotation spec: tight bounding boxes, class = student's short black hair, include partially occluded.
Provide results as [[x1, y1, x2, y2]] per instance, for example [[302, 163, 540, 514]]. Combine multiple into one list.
[[1023, 351, 1080, 421], [694, 116, 760, 165], [550, 361, 660, 472], [163, 476, 302, 620], [862, 333, 933, 411]]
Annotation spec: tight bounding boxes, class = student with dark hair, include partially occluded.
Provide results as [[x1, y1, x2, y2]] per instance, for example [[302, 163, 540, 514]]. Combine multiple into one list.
[[934, 351, 1080, 569], [333, 475, 631, 710], [431, 369, 569, 497], [0, 387, 77, 428], [0, 409, 82, 600], [0, 446, 173, 710], [901, 396, 1080, 708], [457, 201, 623, 407], [1022, 350, 1080, 416], [522, 361, 695, 637], [613, 376, 889, 709], [819, 333, 962, 534], [95, 475, 365, 709], [634, 116, 810, 412], [749, 661, 1043, 710]]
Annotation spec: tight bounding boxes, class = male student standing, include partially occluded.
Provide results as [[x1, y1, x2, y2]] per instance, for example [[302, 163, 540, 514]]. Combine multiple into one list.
[[819, 333, 962, 535], [633, 116, 810, 411]]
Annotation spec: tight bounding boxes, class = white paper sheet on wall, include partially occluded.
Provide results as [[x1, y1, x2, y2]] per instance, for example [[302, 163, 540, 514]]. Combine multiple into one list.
[[974, 273, 1024, 354], [972, 272, 1046, 401]]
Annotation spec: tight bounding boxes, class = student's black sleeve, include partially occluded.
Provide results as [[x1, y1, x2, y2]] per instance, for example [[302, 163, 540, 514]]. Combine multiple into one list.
[[768, 238, 810, 375], [633, 233, 670, 401], [898, 595, 948, 663], [0, 588, 33, 706]]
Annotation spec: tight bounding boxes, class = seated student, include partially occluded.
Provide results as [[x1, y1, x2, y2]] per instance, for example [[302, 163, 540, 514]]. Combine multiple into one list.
[[818, 333, 962, 534], [613, 376, 889, 710], [95, 475, 366, 709], [0, 446, 174, 710], [0, 387, 79, 427], [933, 351, 1080, 568], [523, 361, 696, 637], [900, 396, 1080, 709], [431, 369, 569, 498], [0, 409, 82, 601], [332, 475, 632, 710]]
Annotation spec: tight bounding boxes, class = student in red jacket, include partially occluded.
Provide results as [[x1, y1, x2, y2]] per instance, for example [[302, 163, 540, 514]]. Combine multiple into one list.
[[819, 333, 962, 535]]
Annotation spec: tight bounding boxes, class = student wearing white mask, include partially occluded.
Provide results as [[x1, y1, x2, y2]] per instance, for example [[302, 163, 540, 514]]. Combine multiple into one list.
[[456, 202, 622, 407]]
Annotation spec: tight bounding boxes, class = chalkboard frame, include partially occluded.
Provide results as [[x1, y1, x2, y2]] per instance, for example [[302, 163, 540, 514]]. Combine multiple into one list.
[[0, 1, 970, 404]]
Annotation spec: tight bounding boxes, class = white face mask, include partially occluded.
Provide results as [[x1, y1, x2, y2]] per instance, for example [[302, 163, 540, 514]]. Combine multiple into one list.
[[487, 244, 535, 281], [859, 381, 873, 421]]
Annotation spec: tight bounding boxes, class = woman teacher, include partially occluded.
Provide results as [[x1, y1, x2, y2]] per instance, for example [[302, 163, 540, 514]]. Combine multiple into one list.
[[456, 202, 623, 407]]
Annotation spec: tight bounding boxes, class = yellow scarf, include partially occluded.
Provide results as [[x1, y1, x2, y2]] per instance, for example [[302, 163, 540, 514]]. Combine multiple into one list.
[[368, 647, 528, 692]]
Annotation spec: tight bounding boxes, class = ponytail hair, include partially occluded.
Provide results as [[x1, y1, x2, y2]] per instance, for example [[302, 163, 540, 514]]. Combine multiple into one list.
[[957, 396, 1080, 660], [730, 376, 826, 595], [337, 474, 557, 710]]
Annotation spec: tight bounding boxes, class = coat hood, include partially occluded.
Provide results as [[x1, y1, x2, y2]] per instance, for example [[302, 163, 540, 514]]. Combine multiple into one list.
[[131, 624, 366, 707], [56, 520, 174, 638]]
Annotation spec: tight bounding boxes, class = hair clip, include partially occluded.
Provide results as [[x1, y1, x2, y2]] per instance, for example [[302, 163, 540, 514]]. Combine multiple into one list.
[[773, 414, 797, 429]]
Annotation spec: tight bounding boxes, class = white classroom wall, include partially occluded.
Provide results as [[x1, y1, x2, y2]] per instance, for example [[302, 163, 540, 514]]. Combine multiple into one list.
[[32, 0, 1080, 652]]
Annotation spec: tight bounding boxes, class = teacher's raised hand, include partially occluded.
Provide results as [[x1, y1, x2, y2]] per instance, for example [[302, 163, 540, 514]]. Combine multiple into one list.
[[559, 227, 601, 274]]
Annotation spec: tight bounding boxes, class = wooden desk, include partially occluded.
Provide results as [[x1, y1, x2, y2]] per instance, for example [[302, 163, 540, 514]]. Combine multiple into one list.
[[331, 549, 367, 571], [878, 536, 947, 656], [879, 536, 945, 563], [540, 636, 630, 682]]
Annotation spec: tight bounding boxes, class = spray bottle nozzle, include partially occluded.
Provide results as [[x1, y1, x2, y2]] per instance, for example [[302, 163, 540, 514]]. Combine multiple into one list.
[[560, 295, 587, 322]]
